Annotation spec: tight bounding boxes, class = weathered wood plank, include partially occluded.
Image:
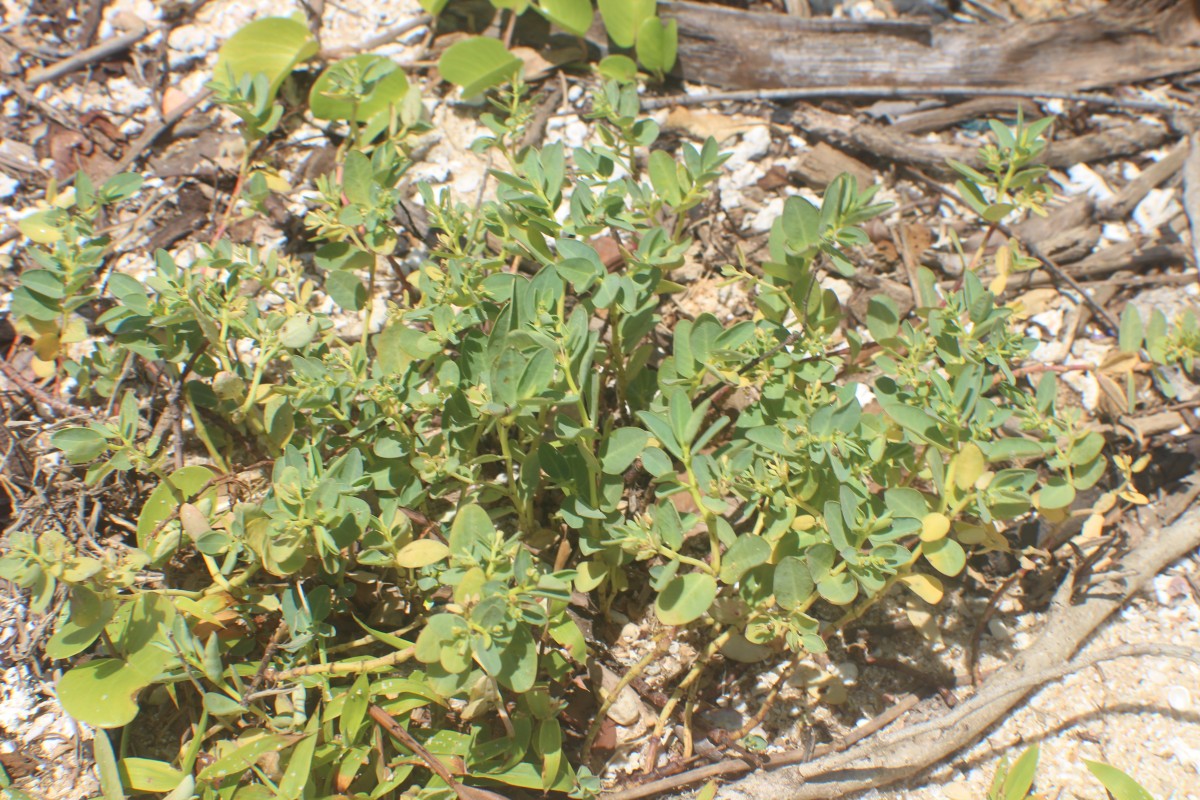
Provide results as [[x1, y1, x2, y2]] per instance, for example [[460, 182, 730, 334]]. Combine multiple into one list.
[[660, 0, 1200, 91]]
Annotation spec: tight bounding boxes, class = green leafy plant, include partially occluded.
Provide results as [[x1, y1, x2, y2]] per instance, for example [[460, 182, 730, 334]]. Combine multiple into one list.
[[5, 25, 1200, 800], [10, 172, 143, 377], [431, 0, 680, 93]]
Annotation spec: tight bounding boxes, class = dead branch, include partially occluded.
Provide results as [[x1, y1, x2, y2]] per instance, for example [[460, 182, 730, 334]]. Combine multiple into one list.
[[26, 13, 150, 87]]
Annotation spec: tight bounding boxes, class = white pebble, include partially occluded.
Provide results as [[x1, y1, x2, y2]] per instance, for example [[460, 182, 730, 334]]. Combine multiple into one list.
[[1168, 686, 1193, 712]]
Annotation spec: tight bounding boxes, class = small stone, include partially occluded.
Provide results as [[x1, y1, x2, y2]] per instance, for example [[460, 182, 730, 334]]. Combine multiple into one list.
[[701, 708, 744, 731], [1168, 685, 1192, 712], [725, 127, 772, 171], [606, 687, 644, 726]]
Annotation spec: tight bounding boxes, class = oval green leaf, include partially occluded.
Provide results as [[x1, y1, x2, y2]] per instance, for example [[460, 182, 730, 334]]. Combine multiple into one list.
[[46, 597, 114, 660], [923, 537, 966, 577], [437, 37, 521, 99], [57, 659, 147, 728], [18, 211, 62, 245], [773, 555, 815, 610], [119, 757, 185, 793], [719, 535, 771, 585], [448, 503, 496, 559], [600, 427, 649, 475], [538, 0, 594, 36], [52, 427, 108, 464], [635, 16, 678, 76], [212, 17, 317, 97], [395, 539, 450, 569], [1035, 476, 1076, 511], [816, 572, 858, 606], [655, 573, 717, 626], [598, 0, 655, 48]]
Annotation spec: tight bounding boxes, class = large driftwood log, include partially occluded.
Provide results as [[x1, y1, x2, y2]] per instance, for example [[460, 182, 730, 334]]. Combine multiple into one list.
[[660, 0, 1200, 92]]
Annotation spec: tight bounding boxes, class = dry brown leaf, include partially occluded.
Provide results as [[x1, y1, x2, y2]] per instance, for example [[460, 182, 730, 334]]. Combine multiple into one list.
[[510, 46, 556, 83], [664, 108, 761, 143], [1010, 287, 1061, 318]]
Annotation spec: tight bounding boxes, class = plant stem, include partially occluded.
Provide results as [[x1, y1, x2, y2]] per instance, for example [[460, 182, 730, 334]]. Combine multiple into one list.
[[582, 631, 669, 754], [655, 628, 732, 737], [274, 647, 415, 680]]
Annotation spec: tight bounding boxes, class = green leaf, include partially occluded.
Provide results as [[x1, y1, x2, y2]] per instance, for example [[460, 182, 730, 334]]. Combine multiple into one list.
[[94, 728, 126, 800], [648, 150, 681, 205], [1119, 304, 1144, 353], [640, 445, 674, 476], [923, 537, 966, 577], [438, 37, 521, 98], [19, 269, 65, 299], [773, 556, 815, 610], [276, 712, 320, 799], [537, 718, 564, 790], [309, 55, 409, 124], [719, 535, 771, 585], [120, 595, 177, 684], [99, 173, 143, 203], [816, 572, 858, 605], [600, 427, 649, 474], [119, 758, 184, 793], [884, 487, 928, 518], [279, 315, 318, 349], [518, 348, 556, 399], [46, 594, 113, 660], [342, 150, 373, 206], [1002, 745, 1039, 800], [395, 539, 450, 569], [58, 659, 147, 728], [137, 465, 217, 552], [52, 427, 108, 464], [655, 573, 717, 625], [637, 410, 682, 459], [635, 16, 678, 76], [352, 615, 415, 650], [341, 674, 369, 744], [420, 0, 449, 14], [598, 0, 655, 48], [597, 54, 638, 83], [212, 17, 317, 97], [491, 346, 524, 408], [18, 211, 62, 244], [314, 241, 375, 271], [196, 734, 297, 783], [496, 624, 538, 693], [1069, 431, 1106, 466], [866, 295, 900, 341], [203, 693, 246, 716], [983, 437, 1047, 461], [538, 0, 594, 36], [1084, 760, 1156, 800], [326, 270, 367, 311], [1036, 477, 1076, 510], [449, 503, 495, 559], [415, 613, 468, 668]]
